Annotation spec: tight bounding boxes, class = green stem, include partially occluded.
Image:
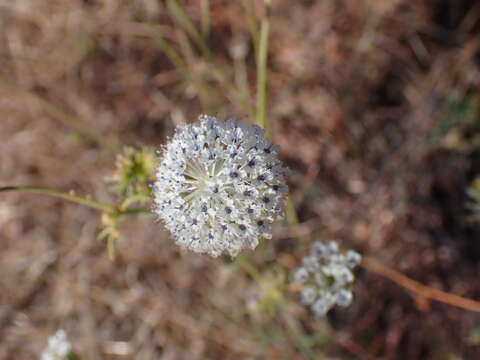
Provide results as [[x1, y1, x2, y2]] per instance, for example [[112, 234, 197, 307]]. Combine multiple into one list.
[[0, 186, 113, 212], [286, 197, 299, 227], [201, 0, 210, 40], [147, 23, 190, 79], [122, 208, 152, 215], [235, 253, 264, 283], [255, 4, 270, 134], [0, 186, 151, 215], [243, 0, 259, 58], [167, 0, 212, 61]]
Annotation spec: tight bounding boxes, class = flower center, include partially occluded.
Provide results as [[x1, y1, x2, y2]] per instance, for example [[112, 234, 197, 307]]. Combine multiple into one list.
[[183, 158, 225, 199]]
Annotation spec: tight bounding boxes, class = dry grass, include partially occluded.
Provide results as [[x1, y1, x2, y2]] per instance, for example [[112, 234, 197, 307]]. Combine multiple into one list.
[[1, 0, 480, 359]]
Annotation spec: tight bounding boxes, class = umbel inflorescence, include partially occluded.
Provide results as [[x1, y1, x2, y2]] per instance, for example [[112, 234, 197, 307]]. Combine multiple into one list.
[[292, 240, 362, 317], [153, 115, 288, 257]]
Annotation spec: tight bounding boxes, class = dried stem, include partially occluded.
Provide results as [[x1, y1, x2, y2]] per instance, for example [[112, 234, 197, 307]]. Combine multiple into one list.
[[361, 255, 480, 312]]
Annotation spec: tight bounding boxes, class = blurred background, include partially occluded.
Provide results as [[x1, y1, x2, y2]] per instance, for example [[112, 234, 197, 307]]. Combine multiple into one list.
[[1, 0, 480, 359]]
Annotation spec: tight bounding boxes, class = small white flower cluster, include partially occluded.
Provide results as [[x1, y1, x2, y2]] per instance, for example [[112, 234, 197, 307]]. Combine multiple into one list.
[[292, 240, 362, 317], [41, 329, 72, 360], [154, 115, 288, 257]]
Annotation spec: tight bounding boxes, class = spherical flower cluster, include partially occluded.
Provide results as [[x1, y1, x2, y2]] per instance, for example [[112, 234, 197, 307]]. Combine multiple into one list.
[[153, 115, 288, 257], [291, 240, 362, 317], [41, 329, 72, 360]]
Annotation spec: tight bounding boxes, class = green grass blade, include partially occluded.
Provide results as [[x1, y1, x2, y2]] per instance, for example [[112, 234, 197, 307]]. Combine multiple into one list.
[[255, 13, 270, 133], [167, 0, 212, 60], [201, 0, 210, 39], [146, 23, 190, 79], [243, 0, 259, 58]]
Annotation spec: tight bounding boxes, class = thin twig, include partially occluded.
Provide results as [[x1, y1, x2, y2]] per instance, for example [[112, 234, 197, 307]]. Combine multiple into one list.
[[361, 256, 480, 312]]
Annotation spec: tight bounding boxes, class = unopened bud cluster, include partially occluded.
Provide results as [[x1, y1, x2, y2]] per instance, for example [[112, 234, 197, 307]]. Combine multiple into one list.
[[110, 146, 156, 201], [292, 240, 361, 317]]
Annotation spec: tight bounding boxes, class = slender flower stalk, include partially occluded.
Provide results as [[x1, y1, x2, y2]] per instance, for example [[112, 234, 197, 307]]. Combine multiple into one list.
[[0, 186, 150, 215], [0, 186, 113, 212]]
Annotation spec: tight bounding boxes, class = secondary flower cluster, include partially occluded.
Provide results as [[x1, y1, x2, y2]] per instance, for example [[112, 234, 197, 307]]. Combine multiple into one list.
[[109, 146, 156, 200], [154, 115, 288, 257], [292, 240, 362, 317], [41, 329, 72, 360]]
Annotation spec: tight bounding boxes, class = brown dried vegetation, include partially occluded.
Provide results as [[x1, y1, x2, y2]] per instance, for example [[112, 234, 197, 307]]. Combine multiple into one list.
[[1, 0, 480, 359]]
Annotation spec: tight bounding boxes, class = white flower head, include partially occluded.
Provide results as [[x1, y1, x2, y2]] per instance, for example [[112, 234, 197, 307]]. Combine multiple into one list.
[[154, 115, 288, 257], [41, 329, 72, 360], [291, 240, 361, 317]]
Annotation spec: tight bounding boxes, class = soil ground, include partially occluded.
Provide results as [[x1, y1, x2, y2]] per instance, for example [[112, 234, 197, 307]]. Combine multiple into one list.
[[1, 0, 480, 359]]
